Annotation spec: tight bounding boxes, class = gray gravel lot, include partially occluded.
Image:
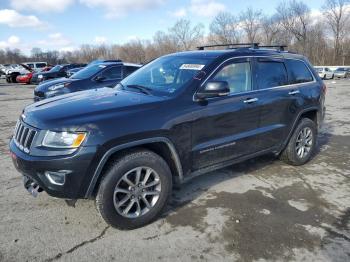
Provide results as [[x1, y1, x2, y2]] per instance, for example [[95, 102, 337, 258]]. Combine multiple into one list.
[[0, 78, 349, 262]]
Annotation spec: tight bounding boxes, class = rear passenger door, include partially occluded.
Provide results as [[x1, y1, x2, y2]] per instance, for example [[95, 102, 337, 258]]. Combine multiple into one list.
[[253, 57, 298, 151]]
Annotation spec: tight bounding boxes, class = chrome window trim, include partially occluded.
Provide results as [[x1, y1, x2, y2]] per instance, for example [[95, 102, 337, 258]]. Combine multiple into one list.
[[193, 56, 317, 102]]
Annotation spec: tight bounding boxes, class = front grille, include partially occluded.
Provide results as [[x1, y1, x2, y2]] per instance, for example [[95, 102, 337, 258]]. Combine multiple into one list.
[[13, 121, 37, 153]]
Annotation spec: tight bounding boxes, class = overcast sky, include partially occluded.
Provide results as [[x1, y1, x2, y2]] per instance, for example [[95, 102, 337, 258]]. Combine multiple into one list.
[[0, 0, 323, 54]]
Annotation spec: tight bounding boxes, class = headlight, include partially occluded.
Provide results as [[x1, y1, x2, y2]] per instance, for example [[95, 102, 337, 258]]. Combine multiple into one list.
[[42, 131, 87, 148], [38, 74, 43, 79], [48, 82, 70, 91]]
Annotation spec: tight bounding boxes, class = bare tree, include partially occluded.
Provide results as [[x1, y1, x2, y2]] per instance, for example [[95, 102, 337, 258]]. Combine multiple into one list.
[[153, 31, 178, 54], [239, 7, 263, 43], [169, 19, 204, 50], [261, 15, 281, 45], [322, 0, 350, 64], [1, 5, 350, 66], [209, 12, 239, 44], [276, 0, 311, 54]]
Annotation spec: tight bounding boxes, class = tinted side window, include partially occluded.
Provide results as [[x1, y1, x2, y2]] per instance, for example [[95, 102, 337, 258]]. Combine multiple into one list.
[[101, 66, 122, 80], [256, 60, 288, 89], [124, 66, 139, 77], [212, 61, 252, 94], [286, 59, 313, 84]]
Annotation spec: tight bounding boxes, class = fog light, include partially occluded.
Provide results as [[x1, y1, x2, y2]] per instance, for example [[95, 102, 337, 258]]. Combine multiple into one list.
[[45, 171, 70, 186]]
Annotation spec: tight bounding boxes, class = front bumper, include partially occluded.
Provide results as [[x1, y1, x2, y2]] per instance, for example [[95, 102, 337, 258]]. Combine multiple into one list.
[[9, 139, 98, 199]]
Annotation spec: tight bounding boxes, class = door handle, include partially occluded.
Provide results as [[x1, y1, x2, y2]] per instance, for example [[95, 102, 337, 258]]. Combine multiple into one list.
[[288, 90, 300, 95], [243, 98, 259, 104]]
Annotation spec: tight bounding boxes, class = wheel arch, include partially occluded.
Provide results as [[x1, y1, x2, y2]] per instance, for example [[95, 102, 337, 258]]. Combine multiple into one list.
[[85, 137, 183, 198], [279, 107, 319, 154]]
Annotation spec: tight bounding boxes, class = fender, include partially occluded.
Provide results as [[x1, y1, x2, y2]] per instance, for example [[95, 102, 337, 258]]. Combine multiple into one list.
[[279, 106, 319, 152], [85, 137, 183, 197]]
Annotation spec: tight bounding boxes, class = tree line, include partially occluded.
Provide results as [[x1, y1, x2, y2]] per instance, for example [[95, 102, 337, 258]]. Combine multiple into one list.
[[0, 0, 349, 66]]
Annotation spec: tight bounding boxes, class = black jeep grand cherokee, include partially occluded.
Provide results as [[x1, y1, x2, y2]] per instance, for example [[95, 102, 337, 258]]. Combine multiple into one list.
[[10, 44, 326, 229]]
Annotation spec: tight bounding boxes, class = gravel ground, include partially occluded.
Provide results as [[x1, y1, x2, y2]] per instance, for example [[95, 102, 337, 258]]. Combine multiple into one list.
[[0, 78, 349, 262]]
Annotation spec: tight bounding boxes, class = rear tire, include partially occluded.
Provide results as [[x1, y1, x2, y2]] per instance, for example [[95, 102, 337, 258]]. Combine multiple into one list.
[[96, 149, 172, 230], [280, 118, 317, 166]]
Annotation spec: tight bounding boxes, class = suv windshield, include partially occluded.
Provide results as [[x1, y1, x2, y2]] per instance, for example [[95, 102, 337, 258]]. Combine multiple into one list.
[[118, 55, 214, 94], [71, 64, 107, 79]]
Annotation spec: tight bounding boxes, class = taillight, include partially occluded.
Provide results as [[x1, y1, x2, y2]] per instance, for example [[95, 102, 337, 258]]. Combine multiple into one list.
[[322, 83, 327, 94]]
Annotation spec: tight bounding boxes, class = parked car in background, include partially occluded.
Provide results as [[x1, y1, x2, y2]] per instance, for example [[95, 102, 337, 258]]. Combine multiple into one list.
[[5, 64, 32, 83], [0, 64, 10, 76], [333, 67, 349, 78], [34, 61, 141, 101], [31, 63, 87, 84], [22, 62, 48, 72], [66, 67, 85, 77], [16, 66, 53, 84], [315, 67, 334, 79], [10, 44, 326, 229]]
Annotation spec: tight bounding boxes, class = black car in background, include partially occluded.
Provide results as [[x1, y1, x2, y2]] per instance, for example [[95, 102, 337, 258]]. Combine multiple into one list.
[[31, 63, 86, 84], [34, 61, 141, 101]]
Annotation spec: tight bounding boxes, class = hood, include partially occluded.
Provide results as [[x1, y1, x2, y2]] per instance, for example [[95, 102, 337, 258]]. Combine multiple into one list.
[[35, 78, 77, 92], [23, 87, 167, 130]]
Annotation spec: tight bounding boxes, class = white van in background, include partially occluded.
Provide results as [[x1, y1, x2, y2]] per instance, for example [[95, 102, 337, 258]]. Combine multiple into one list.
[[22, 62, 48, 72]]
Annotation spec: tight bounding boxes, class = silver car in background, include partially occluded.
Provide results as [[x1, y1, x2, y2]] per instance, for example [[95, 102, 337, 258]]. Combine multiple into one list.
[[333, 68, 350, 78]]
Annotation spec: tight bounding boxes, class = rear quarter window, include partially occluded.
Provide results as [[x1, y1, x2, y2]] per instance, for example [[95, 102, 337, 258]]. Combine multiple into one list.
[[285, 59, 314, 84]]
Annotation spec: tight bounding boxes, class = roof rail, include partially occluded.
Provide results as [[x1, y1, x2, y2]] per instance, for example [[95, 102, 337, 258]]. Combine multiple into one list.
[[197, 43, 259, 50], [197, 43, 288, 52], [259, 45, 288, 51]]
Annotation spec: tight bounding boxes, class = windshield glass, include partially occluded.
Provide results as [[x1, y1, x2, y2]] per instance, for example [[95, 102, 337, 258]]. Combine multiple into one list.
[[336, 68, 345, 71], [71, 64, 106, 79], [118, 55, 214, 94], [316, 68, 323, 72], [50, 65, 63, 72]]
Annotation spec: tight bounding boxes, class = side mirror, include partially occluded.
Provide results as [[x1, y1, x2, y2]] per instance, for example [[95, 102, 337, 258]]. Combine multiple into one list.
[[95, 75, 106, 82], [196, 80, 230, 100]]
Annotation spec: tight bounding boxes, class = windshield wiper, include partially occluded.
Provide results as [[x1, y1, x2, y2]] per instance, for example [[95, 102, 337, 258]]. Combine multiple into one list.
[[125, 85, 152, 95]]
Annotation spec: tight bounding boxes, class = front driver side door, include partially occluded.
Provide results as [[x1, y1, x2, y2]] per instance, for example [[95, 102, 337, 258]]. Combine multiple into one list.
[[191, 58, 261, 170]]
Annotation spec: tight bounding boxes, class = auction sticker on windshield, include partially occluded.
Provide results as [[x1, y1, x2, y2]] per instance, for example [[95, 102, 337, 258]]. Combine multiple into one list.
[[180, 64, 205, 70]]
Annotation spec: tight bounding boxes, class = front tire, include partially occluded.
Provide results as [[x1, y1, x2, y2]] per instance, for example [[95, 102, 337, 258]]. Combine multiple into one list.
[[96, 149, 172, 230], [280, 118, 317, 166]]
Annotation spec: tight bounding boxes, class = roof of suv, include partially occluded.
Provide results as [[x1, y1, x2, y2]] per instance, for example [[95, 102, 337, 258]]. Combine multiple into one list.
[[171, 48, 305, 61]]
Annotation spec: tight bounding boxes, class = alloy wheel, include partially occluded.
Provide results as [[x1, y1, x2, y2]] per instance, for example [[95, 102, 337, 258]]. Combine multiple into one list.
[[113, 166, 161, 218], [295, 127, 313, 159]]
